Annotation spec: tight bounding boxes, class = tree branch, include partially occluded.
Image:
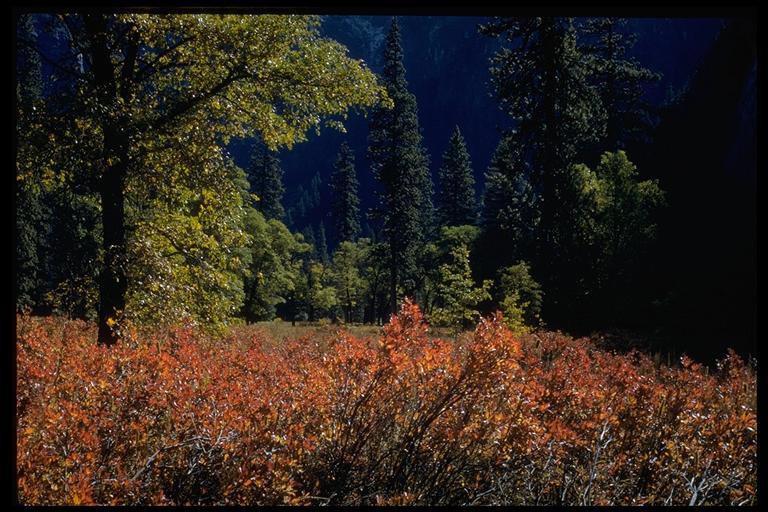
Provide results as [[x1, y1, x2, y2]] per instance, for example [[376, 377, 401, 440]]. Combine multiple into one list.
[[133, 36, 196, 83], [135, 66, 243, 134]]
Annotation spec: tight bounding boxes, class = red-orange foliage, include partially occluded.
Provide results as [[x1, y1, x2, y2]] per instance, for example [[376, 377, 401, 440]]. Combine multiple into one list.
[[16, 300, 756, 505]]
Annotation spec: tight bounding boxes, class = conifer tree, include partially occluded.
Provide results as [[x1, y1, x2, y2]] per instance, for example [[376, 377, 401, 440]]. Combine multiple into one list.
[[436, 126, 477, 227], [288, 183, 307, 227], [16, 14, 42, 111], [242, 210, 309, 322], [309, 172, 323, 208], [248, 141, 285, 221], [479, 136, 539, 270], [368, 17, 434, 313], [330, 239, 369, 323], [329, 142, 361, 244], [362, 221, 377, 243], [17, 15, 106, 319], [496, 261, 544, 331], [429, 244, 492, 329], [481, 17, 605, 318], [316, 221, 330, 264], [580, 18, 661, 151]]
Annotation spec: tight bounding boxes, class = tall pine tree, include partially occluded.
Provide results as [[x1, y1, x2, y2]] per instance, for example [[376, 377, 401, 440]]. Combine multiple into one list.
[[480, 17, 605, 319], [580, 18, 661, 151], [436, 126, 477, 227], [329, 141, 361, 244], [479, 135, 539, 274], [316, 221, 329, 264], [368, 17, 434, 313], [248, 140, 285, 221]]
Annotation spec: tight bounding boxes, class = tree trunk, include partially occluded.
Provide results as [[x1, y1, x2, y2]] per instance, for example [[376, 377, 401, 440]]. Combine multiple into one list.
[[535, 19, 562, 323], [84, 14, 132, 346], [389, 240, 398, 316], [97, 151, 128, 346]]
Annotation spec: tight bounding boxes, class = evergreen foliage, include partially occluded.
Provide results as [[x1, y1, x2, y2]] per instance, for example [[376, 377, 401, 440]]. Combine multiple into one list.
[[12, 14, 753, 362], [567, 151, 665, 321], [436, 126, 477, 227], [16, 14, 48, 312], [242, 210, 310, 322], [329, 142, 361, 244], [301, 225, 318, 260], [298, 261, 338, 322], [368, 17, 434, 313], [249, 140, 285, 221], [496, 261, 544, 332], [429, 243, 492, 329], [580, 18, 661, 150], [316, 222, 330, 264], [479, 135, 539, 272], [480, 17, 605, 321], [330, 239, 370, 323]]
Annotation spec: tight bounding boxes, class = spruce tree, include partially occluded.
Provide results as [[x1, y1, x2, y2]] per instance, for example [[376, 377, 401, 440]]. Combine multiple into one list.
[[581, 18, 661, 151], [17, 15, 105, 318], [248, 140, 285, 221], [362, 220, 377, 243], [368, 17, 434, 313], [289, 183, 307, 227], [479, 136, 539, 270], [16, 14, 43, 111], [17, 14, 388, 345], [329, 142, 361, 244], [316, 221, 330, 264], [436, 126, 477, 227], [429, 244, 492, 329], [480, 17, 605, 318], [310, 172, 322, 207]]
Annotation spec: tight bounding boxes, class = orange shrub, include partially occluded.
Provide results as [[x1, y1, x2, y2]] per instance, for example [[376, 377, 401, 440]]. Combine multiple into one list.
[[16, 300, 756, 505]]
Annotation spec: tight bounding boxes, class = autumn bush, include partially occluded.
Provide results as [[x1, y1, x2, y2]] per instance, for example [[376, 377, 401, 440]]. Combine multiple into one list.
[[16, 301, 756, 505]]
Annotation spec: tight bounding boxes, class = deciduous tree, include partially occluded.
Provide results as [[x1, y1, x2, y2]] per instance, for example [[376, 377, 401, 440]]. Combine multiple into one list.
[[17, 14, 388, 344]]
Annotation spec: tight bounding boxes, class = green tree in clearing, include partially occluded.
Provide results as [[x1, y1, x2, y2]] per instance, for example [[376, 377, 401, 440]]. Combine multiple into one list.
[[580, 17, 661, 150], [330, 239, 370, 323], [316, 222, 330, 265], [570, 150, 665, 319], [430, 243, 492, 330], [242, 210, 310, 322], [478, 135, 539, 274], [300, 261, 338, 322], [496, 261, 544, 334], [480, 17, 605, 322]]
